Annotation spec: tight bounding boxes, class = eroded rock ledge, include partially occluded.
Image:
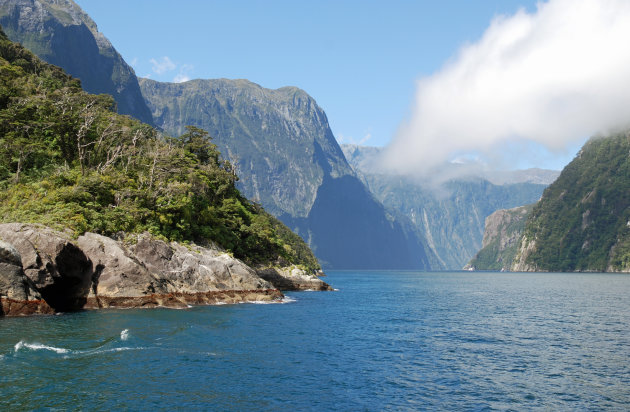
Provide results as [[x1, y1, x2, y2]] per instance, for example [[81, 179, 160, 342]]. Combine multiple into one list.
[[0, 223, 327, 316], [256, 266, 333, 291]]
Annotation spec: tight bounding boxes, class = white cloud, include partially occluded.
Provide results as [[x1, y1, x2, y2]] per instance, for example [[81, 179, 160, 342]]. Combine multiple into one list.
[[384, 0, 630, 175], [335, 132, 372, 145], [173, 64, 194, 83], [173, 74, 190, 83], [149, 56, 176, 74]]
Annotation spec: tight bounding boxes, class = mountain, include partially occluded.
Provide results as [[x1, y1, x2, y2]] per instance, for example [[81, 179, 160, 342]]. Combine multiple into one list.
[[511, 132, 630, 272], [341, 144, 549, 269], [139, 78, 434, 269], [465, 204, 534, 271], [0, 0, 154, 125], [0, 24, 319, 273]]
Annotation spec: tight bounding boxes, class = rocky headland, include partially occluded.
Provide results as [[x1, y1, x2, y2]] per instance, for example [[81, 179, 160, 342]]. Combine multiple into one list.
[[0, 223, 331, 316]]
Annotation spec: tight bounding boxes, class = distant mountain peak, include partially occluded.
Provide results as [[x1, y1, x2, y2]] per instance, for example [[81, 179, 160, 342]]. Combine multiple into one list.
[[0, 0, 154, 125]]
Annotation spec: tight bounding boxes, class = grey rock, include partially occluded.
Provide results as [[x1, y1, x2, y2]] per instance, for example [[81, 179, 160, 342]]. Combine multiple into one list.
[[76, 232, 160, 298], [0, 223, 92, 311], [76, 232, 277, 309], [256, 266, 333, 291], [131, 234, 273, 293], [0, 240, 41, 301]]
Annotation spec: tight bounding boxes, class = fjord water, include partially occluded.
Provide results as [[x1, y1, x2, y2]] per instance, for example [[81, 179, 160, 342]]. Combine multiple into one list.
[[1, 272, 629, 410]]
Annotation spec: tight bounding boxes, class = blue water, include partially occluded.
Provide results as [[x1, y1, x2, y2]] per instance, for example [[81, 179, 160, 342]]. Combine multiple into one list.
[[1, 271, 629, 410]]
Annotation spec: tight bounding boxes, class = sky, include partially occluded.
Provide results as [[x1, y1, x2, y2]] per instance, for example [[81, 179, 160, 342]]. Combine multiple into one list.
[[75, 0, 624, 172]]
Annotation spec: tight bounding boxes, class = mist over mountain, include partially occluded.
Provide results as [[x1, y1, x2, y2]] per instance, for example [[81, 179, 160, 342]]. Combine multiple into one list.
[[342, 144, 549, 269], [342, 143, 559, 186], [0, 0, 154, 125]]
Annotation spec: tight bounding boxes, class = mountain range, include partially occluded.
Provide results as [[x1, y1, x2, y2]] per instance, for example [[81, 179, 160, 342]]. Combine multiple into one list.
[[10, 0, 620, 273], [342, 144, 553, 269], [138, 77, 434, 269], [0, 0, 435, 270]]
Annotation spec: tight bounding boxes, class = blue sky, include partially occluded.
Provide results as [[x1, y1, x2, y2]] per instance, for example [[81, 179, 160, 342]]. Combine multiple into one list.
[[75, 0, 539, 149]]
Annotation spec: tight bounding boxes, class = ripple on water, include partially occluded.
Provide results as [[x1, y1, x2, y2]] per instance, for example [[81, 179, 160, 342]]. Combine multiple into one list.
[[0, 271, 629, 410]]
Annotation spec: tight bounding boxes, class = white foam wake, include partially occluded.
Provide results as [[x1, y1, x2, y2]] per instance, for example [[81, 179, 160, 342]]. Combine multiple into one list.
[[14, 340, 69, 354], [13, 337, 148, 358], [280, 296, 297, 304]]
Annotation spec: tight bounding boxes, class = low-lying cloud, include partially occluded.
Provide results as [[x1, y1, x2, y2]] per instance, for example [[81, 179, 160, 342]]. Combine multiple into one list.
[[148, 57, 193, 83], [384, 0, 630, 175], [149, 56, 176, 75]]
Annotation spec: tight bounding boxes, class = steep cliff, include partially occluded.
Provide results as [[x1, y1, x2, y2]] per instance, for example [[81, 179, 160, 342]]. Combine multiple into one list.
[[465, 204, 533, 271], [140, 78, 434, 269], [512, 132, 630, 272], [0, 0, 154, 124]]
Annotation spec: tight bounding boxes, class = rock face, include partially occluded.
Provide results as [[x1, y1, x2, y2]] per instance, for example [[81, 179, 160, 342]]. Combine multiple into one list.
[[0, 239, 52, 316], [139, 78, 433, 270], [77, 232, 280, 309], [0, 224, 295, 315], [465, 205, 533, 271], [256, 266, 333, 291], [0, 223, 92, 311], [0, 0, 154, 125]]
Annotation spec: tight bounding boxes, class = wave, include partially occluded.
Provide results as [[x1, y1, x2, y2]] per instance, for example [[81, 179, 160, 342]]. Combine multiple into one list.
[[13, 329, 146, 358], [247, 296, 297, 304], [14, 341, 69, 354], [13, 340, 147, 357]]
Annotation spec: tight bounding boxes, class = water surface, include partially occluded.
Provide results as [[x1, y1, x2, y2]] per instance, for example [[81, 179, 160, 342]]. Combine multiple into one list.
[[1, 271, 629, 410]]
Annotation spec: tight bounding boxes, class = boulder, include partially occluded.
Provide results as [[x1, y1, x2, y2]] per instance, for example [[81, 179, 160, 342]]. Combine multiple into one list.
[[256, 266, 333, 291], [77, 233, 163, 300], [0, 223, 92, 311], [0, 239, 53, 316]]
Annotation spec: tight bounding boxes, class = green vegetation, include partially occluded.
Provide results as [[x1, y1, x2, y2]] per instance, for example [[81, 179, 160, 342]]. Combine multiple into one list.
[[0, 27, 319, 271], [519, 132, 630, 271]]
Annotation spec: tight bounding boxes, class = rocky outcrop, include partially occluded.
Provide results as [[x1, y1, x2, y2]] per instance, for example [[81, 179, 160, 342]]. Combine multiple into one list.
[[0, 239, 53, 316], [77, 232, 280, 309], [0, 224, 292, 316], [256, 266, 333, 291], [0, 223, 92, 311]]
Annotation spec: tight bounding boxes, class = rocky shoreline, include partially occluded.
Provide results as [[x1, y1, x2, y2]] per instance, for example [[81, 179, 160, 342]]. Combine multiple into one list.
[[0, 223, 331, 317]]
